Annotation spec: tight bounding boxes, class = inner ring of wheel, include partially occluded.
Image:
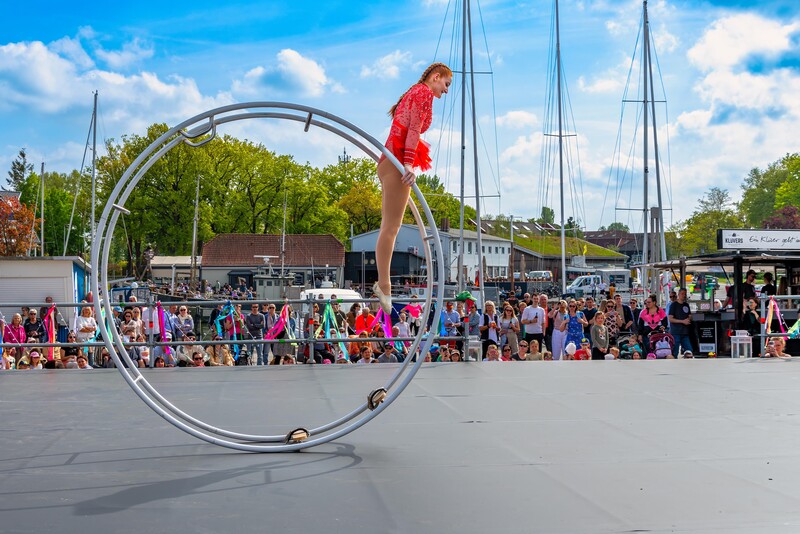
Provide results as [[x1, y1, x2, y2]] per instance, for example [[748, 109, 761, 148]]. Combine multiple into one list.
[[90, 102, 445, 451]]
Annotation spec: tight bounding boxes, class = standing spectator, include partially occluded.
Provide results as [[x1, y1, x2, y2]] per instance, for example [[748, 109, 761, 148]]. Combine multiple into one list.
[[3, 313, 27, 349], [396, 311, 411, 339], [120, 309, 137, 342], [467, 304, 481, 337], [602, 299, 620, 347], [761, 272, 777, 297], [345, 303, 361, 335], [563, 300, 588, 350], [330, 297, 348, 331], [743, 297, 761, 358], [129, 307, 145, 340], [590, 312, 609, 360], [498, 303, 520, 355], [245, 303, 266, 365], [23, 309, 45, 344], [551, 300, 569, 360], [74, 305, 98, 347], [520, 298, 545, 350], [613, 294, 634, 335], [629, 298, 641, 335], [173, 306, 195, 340], [440, 301, 461, 348], [478, 301, 500, 357], [582, 297, 598, 342], [668, 288, 694, 357], [540, 294, 552, 352]]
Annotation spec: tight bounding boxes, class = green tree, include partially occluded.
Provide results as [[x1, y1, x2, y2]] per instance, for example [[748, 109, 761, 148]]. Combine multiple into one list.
[[772, 154, 800, 212], [740, 153, 798, 227], [6, 148, 34, 191], [337, 180, 382, 236], [680, 188, 742, 255], [606, 221, 630, 232]]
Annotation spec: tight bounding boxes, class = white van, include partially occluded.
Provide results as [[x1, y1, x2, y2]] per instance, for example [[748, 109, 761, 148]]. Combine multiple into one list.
[[298, 288, 365, 315], [564, 268, 631, 296]]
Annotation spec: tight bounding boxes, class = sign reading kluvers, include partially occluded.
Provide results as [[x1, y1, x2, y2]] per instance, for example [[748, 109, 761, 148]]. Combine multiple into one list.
[[717, 229, 800, 251]]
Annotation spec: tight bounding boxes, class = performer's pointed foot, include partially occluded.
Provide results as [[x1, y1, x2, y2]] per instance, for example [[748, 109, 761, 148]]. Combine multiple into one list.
[[373, 282, 392, 315]]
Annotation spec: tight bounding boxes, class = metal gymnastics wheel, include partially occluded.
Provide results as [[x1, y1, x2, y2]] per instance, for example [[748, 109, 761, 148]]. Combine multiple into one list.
[[90, 102, 445, 452]]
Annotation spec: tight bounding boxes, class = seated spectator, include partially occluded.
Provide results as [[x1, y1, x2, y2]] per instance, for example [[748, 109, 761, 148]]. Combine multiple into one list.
[[543, 350, 553, 361], [76, 354, 93, 369], [100, 348, 115, 368], [357, 346, 374, 364], [376, 343, 399, 363], [61, 331, 80, 363], [526, 340, 544, 361], [281, 355, 296, 365], [16, 356, 31, 370], [335, 354, 350, 364], [764, 337, 792, 358], [483, 344, 502, 361], [1, 347, 16, 369], [189, 351, 207, 367], [450, 349, 462, 362], [206, 339, 233, 366], [500, 344, 513, 361], [512, 340, 528, 361], [573, 339, 591, 361], [154, 356, 166, 368], [28, 349, 44, 369]]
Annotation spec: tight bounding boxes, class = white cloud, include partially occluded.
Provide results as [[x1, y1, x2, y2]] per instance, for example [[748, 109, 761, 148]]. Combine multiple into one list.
[[360, 50, 413, 80], [687, 14, 799, 72], [49, 36, 94, 70], [500, 133, 543, 164], [95, 37, 154, 70], [577, 54, 634, 94], [231, 49, 342, 98], [495, 110, 538, 129]]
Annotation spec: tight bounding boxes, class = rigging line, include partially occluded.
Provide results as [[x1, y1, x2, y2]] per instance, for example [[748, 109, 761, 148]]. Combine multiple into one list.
[[599, 24, 641, 228], [650, 34, 675, 226], [475, 0, 502, 212], [64, 108, 95, 255], [433, 0, 455, 58], [560, 66, 587, 228]]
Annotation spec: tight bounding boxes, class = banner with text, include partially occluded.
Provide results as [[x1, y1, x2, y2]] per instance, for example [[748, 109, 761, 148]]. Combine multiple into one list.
[[717, 229, 800, 251]]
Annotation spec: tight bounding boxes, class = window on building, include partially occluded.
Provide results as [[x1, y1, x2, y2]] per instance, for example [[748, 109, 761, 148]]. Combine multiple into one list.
[[468, 242, 472, 254], [482, 246, 485, 253], [452, 241, 457, 253], [495, 246, 499, 254]]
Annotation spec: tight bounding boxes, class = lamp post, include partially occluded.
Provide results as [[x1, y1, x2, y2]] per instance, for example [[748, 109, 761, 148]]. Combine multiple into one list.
[[338, 147, 351, 165]]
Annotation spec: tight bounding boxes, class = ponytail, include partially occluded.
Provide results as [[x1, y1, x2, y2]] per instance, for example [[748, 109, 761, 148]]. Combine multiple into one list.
[[388, 62, 452, 117]]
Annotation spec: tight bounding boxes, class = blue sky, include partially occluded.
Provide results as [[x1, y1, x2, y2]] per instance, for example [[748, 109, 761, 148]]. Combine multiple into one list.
[[2, 0, 799, 232]]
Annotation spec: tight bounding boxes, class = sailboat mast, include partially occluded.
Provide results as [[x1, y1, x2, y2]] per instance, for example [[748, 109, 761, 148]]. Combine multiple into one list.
[[91, 90, 97, 241], [642, 1, 651, 294], [555, 0, 567, 295], [457, 0, 467, 293], [467, 0, 485, 306], [40, 162, 45, 257], [646, 22, 668, 264]]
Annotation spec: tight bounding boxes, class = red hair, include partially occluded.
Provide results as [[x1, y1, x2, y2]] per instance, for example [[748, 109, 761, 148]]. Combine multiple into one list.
[[388, 62, 452, 117]]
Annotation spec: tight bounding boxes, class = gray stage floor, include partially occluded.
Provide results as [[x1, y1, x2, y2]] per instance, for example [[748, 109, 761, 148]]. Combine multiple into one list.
[[2, 360, 800, 533]]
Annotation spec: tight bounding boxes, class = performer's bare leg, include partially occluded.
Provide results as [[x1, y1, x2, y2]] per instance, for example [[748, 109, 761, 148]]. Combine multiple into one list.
[[375, 157, 411, 304]]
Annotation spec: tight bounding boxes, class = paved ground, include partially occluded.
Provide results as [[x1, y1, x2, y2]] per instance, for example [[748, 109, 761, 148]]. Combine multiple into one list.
[[2, 360, 800, 533]]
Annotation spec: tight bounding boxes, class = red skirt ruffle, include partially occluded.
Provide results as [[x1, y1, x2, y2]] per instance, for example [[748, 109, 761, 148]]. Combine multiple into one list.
[[386, 127, 432, 172]]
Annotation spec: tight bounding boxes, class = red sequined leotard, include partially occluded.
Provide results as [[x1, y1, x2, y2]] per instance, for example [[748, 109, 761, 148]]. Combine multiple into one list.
[[381, 83, 434, 171]]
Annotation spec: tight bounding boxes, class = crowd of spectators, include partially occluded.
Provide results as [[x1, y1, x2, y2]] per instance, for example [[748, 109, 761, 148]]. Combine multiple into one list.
[[3, 285, 792, 371]]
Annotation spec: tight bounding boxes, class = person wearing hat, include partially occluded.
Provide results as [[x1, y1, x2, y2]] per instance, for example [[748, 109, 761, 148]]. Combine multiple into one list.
[[22, 308, 45, 344], [28, 349, 44, 369], [16, 356, 31, 370], [682, 350, 694, 359]]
